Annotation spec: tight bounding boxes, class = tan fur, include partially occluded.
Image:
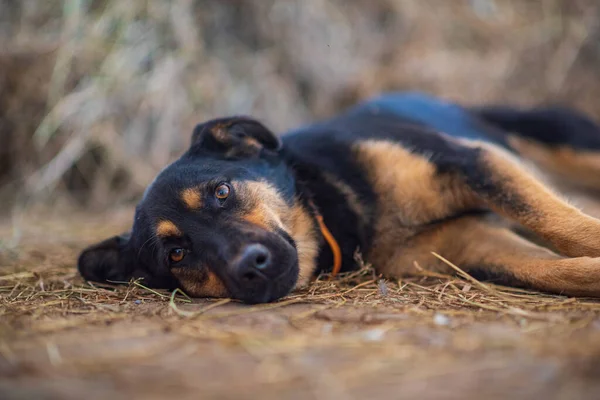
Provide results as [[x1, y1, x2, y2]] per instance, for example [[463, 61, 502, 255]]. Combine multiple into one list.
[[210, 123, 262, 158], [384, 215, 600, 297], [353, 140, 480, 270], [236, 181, 288, 231], [354, 140, 480, 226], [354, 138, 600, 282], [508, 136, 600, 190], [181, 187, 203, 210], [242, 208, 271, 230], [171, 267, 228, 298], [156, 220, 182, 237], [477, 145, 600, 258], [236, 180, 319, 287], [286, 201, 319, 287], [561, 191, 600, 220], [211, 123, 233, 142]]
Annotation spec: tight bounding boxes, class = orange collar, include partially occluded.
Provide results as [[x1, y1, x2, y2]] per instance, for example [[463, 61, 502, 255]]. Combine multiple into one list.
[[313, 211, 342, 278]]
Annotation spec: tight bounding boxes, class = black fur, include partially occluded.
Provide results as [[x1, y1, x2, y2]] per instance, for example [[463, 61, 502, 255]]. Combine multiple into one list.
[[78, 92, 600, 303], [475, 106, 600, 150]]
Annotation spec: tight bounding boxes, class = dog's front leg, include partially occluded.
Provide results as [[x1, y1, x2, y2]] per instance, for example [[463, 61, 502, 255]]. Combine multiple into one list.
[[463, 142, 600, 258], [385, 214, 600, 297]]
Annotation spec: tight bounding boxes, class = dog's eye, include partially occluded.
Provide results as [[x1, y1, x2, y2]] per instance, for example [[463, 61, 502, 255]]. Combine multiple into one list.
[[169, 248, 186, 263], [215, 183, 230, 201]]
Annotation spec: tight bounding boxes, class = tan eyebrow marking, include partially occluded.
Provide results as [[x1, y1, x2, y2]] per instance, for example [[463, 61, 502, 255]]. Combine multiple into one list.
[[181, 187, 203, 210], [242, 208, 271, 230], [238, 181, 287, 231], [156, 220, 182, 237]]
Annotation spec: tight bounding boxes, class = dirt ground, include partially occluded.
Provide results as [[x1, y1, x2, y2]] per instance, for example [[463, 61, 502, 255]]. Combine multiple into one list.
[[2, 209, 600, 400]]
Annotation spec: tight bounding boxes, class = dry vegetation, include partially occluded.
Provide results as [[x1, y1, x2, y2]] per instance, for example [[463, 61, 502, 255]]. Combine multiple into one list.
[[3, 211, 600, 399], [3, 1, 600, 399], [1, 0, 600, 208]]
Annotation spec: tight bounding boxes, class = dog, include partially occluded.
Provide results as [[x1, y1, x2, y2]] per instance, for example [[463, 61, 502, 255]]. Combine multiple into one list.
[[78, 92, 600, 304]]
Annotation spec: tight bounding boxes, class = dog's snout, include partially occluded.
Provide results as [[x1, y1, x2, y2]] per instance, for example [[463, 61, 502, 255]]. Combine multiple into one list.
[[236, 244, 272, 282]]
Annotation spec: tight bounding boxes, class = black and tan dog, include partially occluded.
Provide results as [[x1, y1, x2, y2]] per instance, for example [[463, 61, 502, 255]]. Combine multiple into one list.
[[78, 92, 600, 303]]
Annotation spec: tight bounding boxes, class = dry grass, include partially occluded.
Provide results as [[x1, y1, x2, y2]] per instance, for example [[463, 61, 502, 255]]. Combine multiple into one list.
[[2, 0, 600, 209], [2, 210, 600, 399]]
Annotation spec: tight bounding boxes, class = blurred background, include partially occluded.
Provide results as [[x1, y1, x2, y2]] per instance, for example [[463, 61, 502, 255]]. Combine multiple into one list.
[[1, 0, 600, 212]]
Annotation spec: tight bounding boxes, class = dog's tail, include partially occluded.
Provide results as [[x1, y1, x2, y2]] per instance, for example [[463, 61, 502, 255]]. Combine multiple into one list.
[[473, 105, 600, 191]]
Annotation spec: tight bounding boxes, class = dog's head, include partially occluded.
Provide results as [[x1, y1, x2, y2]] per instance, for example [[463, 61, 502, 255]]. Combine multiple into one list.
[[78, 117, 319, 304]]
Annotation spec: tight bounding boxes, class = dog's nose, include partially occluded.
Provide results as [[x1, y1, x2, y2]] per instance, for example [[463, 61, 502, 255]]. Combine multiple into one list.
[[235, 244, 272, 282]]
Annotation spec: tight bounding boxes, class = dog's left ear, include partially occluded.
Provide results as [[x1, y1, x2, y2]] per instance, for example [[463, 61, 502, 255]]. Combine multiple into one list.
[[77, 233, 136, 284], [190, 116, 282, 156]]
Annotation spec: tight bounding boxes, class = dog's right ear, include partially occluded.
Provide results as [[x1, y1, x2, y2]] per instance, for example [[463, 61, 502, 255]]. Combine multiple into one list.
[[77, 233, 135, 284], [189, 116, 281, 157]]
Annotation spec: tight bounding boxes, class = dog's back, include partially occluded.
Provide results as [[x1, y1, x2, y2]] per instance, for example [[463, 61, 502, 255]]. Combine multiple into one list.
[[284, 92, 600, 194]]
